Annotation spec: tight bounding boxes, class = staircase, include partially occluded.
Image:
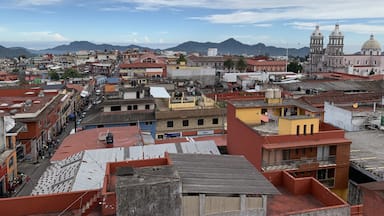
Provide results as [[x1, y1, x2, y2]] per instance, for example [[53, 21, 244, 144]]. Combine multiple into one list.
[[81, 191, 102, 216]]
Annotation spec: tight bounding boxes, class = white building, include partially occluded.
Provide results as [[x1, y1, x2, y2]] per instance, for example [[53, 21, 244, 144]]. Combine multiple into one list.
[[207, 48, 218, 57], [307, 24, 384, 76]]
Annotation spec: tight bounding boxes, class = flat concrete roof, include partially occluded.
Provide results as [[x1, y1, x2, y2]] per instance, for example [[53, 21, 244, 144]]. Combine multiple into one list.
[[346, 130, 384, 180]]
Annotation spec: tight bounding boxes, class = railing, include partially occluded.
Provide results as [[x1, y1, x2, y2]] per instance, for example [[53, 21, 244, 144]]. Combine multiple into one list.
[[262, 156, 336, 171]]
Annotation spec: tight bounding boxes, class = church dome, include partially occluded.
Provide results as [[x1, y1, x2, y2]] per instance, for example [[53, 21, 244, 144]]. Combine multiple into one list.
[[312, 25, 322, 37], [330, 24, 343, 36], [362, 34, 381, 50]]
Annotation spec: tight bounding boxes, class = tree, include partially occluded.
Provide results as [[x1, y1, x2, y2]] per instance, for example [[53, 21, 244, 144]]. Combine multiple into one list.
[[176, 54, 187, 64], [62, 68, 81, 79], [287, 62, 303, 73], [48, 70, 60, 80], [236, 57, 247, 72], [224, 58, 234, 72]]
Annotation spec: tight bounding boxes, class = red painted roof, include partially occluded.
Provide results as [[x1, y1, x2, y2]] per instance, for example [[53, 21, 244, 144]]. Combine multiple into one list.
[[268, 186, 325, 215], [66, 84, 83, 92], [120, 62, 165, 69], [246, 59, 286, 66], [51, 126, 141, 161]]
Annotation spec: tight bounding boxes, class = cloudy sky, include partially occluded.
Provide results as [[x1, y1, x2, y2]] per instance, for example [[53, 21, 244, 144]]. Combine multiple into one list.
[[1, 0, 384, 52]]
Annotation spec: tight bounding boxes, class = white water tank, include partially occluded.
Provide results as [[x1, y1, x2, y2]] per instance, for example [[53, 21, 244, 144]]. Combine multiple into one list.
[[274, 89, 282, 98], [265, 88, 274, 99]]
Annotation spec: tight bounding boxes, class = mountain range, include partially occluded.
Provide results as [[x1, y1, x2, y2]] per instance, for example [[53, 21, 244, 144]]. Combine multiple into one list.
[[0, 38, 309, 58]]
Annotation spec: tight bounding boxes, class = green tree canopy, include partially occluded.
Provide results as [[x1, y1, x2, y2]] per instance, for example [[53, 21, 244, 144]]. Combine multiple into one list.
[[287, 62, 303, 73], [62, 68, 81, 79], [48, 70, 60, 81], [224, 58, 234, 72], [176, 54, 187, 64], [236, 57, 247, 72]]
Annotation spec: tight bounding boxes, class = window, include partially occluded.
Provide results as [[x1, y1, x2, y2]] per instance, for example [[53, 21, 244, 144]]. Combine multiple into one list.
[[133, 105, 138, 110], [212, 118, 219, 125], [303, 125, 307, 135], [145, 104, 150, 110], [110, 105, 121, 111], [127, 105, 132, 110], [197, 119, 204, 126], [167, 121, 174, 128], [296, 125, 300, 135], [329, 145, 337, 156], [157, 134, 163, 139], [7, 136, 13, 149], [283, 150, 290, 160], [182, 120, 189, 127], [310, 124, 314, 135]]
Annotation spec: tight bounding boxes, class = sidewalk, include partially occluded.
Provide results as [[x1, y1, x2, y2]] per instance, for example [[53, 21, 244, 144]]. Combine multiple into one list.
[[13, 120, 75, 197]]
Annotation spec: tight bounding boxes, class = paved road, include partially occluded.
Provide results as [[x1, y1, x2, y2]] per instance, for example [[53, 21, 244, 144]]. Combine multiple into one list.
[[14, 120, 75, 197]]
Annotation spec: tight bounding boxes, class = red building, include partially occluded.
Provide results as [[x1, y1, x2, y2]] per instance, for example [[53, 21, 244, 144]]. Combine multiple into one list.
[[0, 87, 62, 162], [226, 92, 351, 200]]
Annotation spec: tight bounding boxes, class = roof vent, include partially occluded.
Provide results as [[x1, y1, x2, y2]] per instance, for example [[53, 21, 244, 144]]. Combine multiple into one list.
[[10, 109, 18, 115], [25, 99, 33, 107], [38, 90, 45, 97]]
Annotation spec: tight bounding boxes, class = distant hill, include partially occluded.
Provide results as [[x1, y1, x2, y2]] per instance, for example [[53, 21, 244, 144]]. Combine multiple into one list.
[[33, 41, 156, 55], [2, 38, 309, 57], [166, 38, 309, 57], [0, 45, 34, 58]]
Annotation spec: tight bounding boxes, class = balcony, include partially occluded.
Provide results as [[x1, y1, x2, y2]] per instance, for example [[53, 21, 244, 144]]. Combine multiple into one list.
[[262, 156, 336, 171]]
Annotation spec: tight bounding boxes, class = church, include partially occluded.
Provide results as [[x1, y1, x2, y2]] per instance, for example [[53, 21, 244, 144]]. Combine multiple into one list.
[[307, 24, 384, 76]]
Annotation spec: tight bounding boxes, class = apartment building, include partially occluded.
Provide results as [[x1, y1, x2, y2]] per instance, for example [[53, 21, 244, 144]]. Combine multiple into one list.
[[155, 91, 226, 140], [0, 87, 63, 162], [227, 88, 351, 199], [81, 85, 156, 137]]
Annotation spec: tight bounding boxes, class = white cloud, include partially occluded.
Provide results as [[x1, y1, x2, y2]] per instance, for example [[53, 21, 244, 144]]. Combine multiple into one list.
[[100, 6, 133, 11], [15, 0, 62, 6], [253, 23, 272, 27], [20, 31, 69, 41], [289, 22, 384, 35], [115, 1, 384, 26]]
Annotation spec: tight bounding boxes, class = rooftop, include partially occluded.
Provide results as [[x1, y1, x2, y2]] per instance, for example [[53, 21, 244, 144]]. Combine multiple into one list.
[[169, 153, 279, 195], [34, 141, 220, 195], [268, 186, 324, 215], [347, 130, 384, 180], [229, 98, 322, 113], [51, 126, 141, 161]]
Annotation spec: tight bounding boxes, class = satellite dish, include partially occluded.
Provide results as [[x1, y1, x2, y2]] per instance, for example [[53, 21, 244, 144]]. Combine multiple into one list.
[[352, 103, 358, 109]]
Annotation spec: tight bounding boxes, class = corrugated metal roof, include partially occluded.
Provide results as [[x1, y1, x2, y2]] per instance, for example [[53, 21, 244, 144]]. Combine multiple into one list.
[[169, 153, 279, 195], [34, 141, 220, 194]]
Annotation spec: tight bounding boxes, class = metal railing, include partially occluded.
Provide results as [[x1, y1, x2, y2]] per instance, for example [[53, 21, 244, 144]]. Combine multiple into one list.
[[262, 156, 336, 171]]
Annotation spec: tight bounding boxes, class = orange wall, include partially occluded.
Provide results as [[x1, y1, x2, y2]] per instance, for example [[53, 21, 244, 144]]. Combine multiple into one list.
[[361, 188, 384, 216], [0, 190, 99, 216], [263, 171, 347, 207], [227, 103, 263, 170]]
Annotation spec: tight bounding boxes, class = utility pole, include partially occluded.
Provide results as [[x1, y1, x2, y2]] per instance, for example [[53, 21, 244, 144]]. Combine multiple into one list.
[[286, 45, 288, 72]]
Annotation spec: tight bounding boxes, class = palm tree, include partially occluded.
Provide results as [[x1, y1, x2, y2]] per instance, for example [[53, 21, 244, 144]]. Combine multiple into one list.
[[236, 57, 247, 72], [224, 58, 234, 72]]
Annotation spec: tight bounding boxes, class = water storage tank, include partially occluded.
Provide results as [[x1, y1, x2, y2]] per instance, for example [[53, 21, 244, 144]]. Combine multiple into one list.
[[265, 88, 274, 99], [274, 89, 282, 98]]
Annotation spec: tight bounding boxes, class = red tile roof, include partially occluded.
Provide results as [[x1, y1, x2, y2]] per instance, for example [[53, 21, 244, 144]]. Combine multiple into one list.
[[246, 59, 286, 66], [51, 126, 141, 161], [120, 62, 165, 69]]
